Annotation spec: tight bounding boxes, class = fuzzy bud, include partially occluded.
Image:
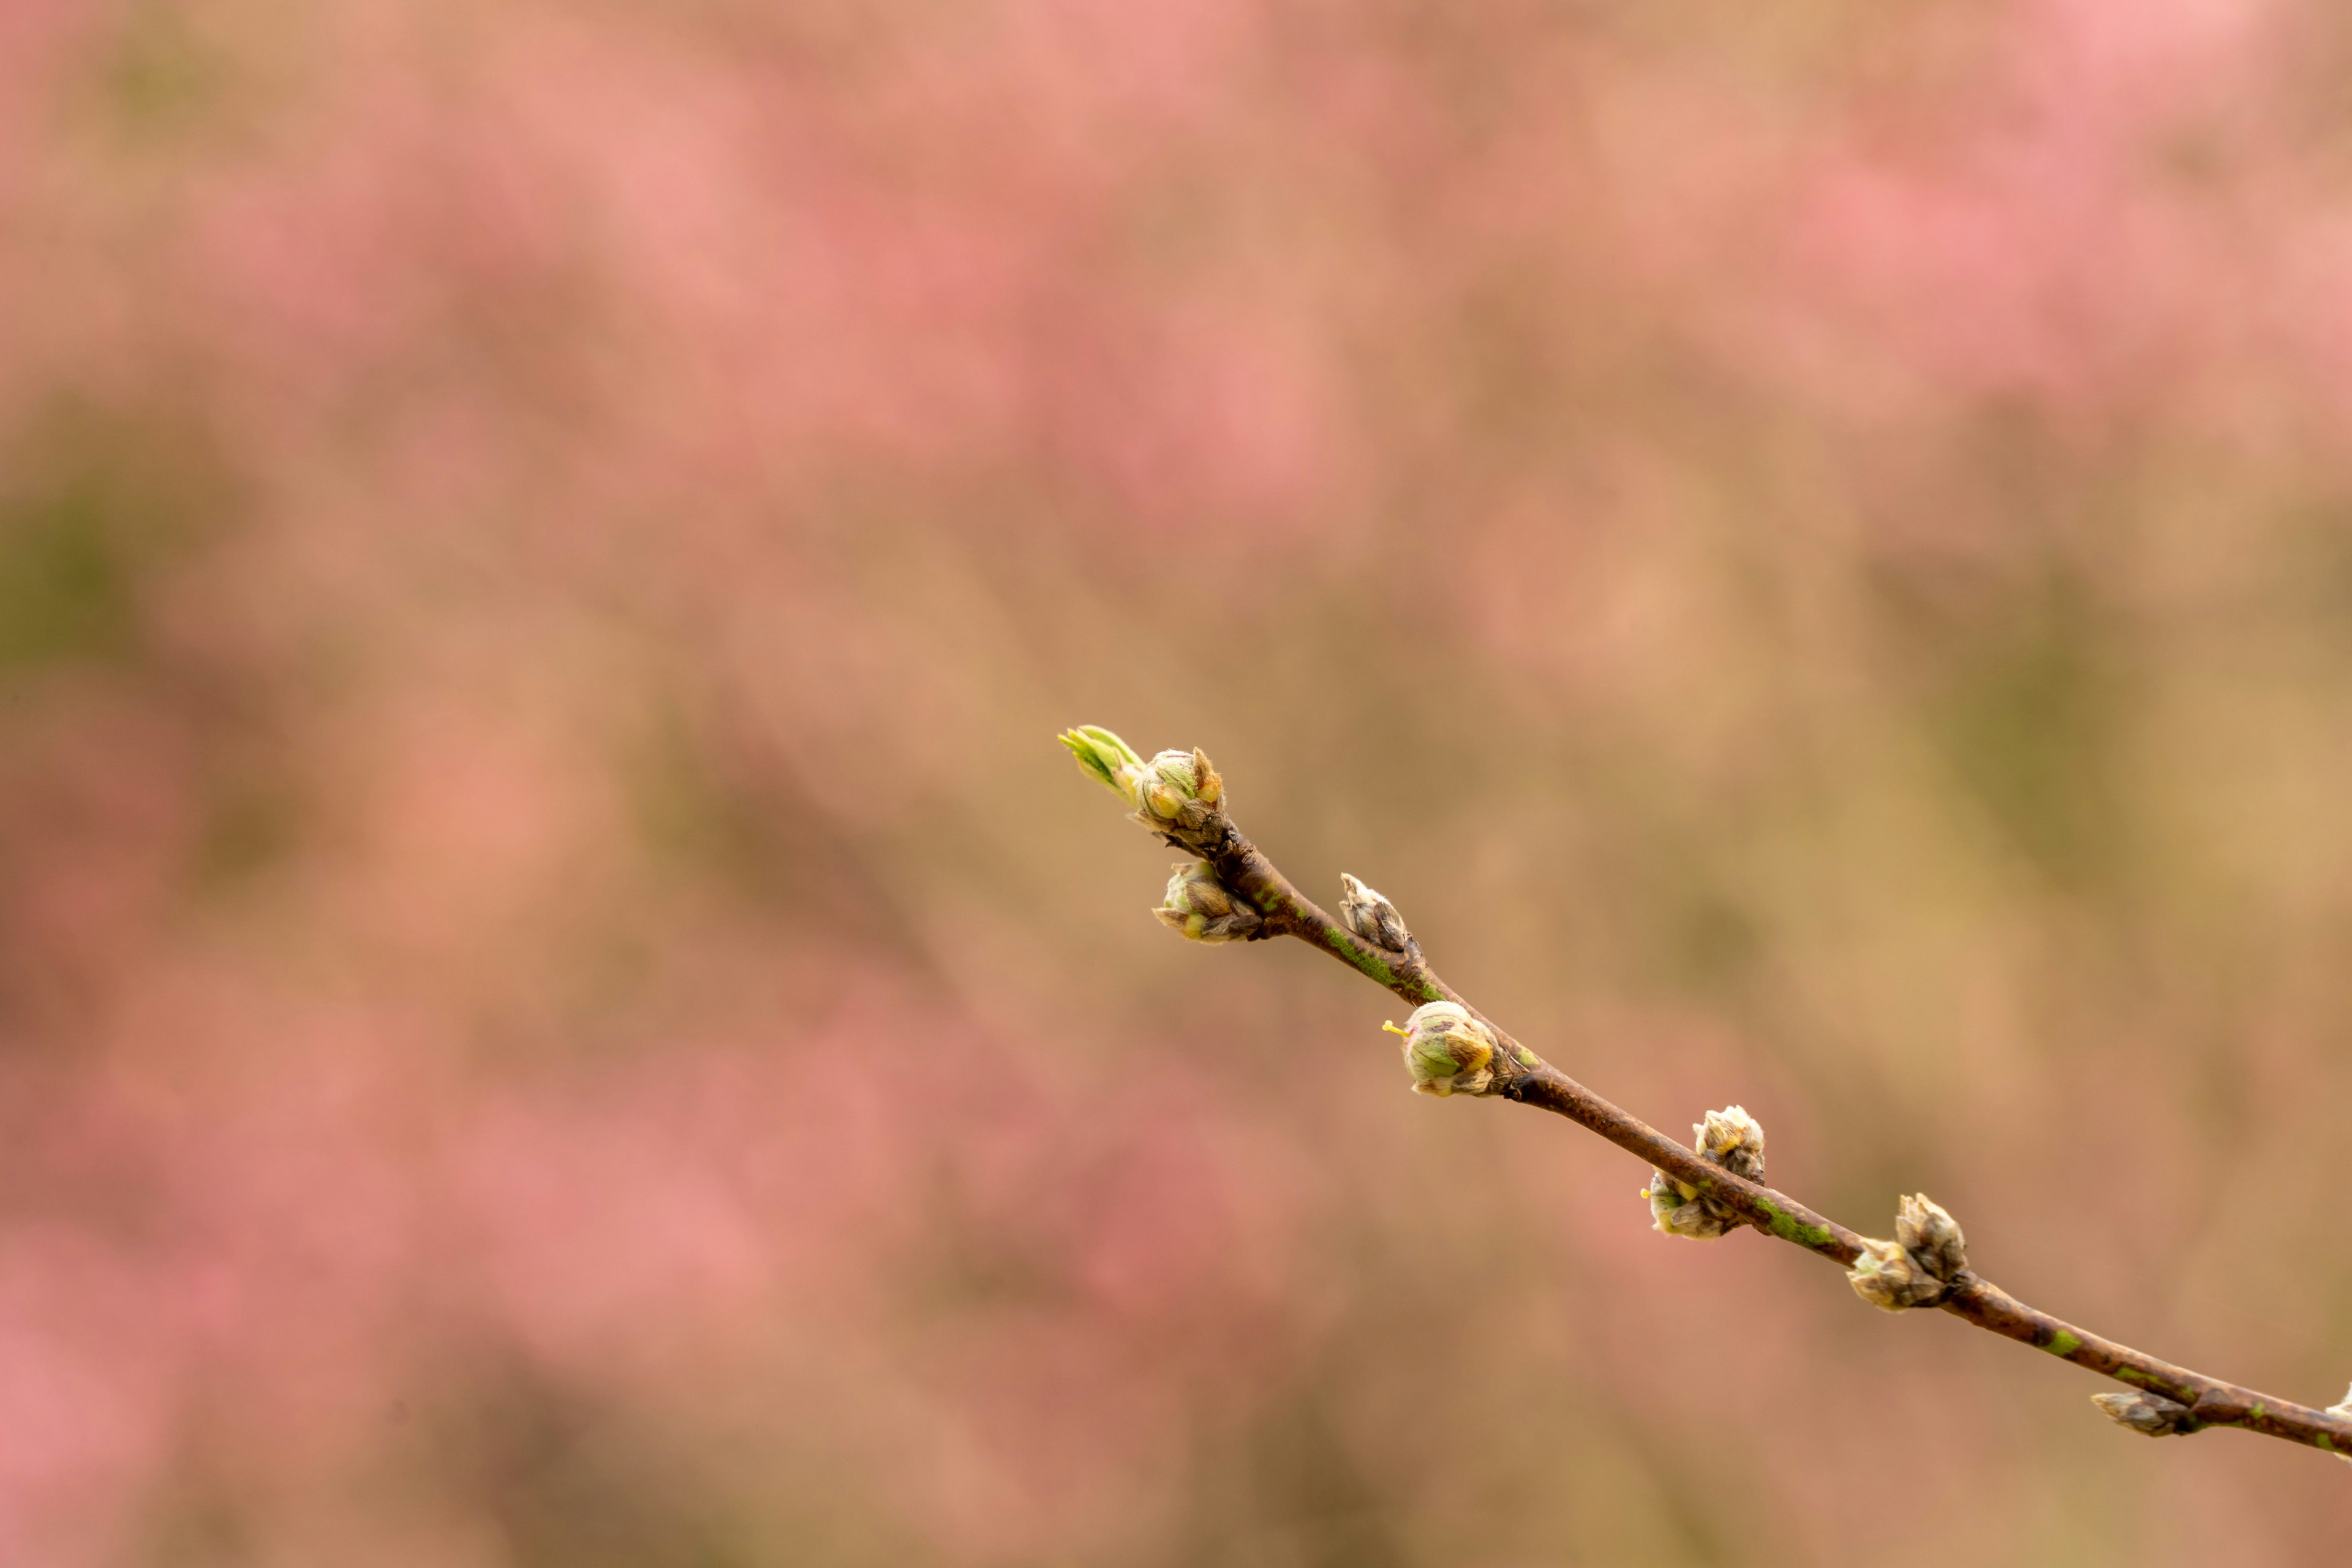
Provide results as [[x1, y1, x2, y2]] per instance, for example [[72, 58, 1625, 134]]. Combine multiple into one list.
[[1384, 1001, 1496, 1098], [1847, 1193, 1967, 1310], [1338, 873, 1412, 951], [1642, 1105, 1765, 1240], [1896, 1194, 1968, 1284], [1153, 861, 1262, 944], [1847, 1237, 1940, 1311], [1134, 748, 1223, 827], [1695, 1106, 1765, 1179], [1644, 1171, 1735, 1240], [2090, 1391, 2195, 1438]]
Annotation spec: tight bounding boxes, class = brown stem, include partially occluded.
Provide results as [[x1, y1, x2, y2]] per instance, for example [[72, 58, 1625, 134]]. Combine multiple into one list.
[[1158, 803, 2352, 1460]]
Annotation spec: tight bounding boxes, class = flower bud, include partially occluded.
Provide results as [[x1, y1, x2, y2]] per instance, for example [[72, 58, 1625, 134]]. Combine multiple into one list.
[[1059, 725, 1148, 805], [1846, 1237, 1939, 1311], [2330, 1385, 2352, 1467], [1695, 1106, 1765, 1180], [1641, 1106, 1765, 1240], [1845, 1193, 1966, 1310], [1895, 1194, 1967, 1284], [2090, 1391, 2193, 1438], [1153, 861, 1262, 943], [1338, 873, 1411, 951], [1644, 1170, 1736, 1240], [1383, 1001, 1496, 1098], [1133, 747, 1224, 826]]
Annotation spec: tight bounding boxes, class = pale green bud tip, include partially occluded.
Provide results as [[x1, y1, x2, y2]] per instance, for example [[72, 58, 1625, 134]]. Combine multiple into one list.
[[1058, 725, 1146, 804], [2090, 1391, 2193, 1438], [2330, 1385, 2352, 1466], [1384, 1001, 1496, 1098], [1152, 861, 1260, 943]]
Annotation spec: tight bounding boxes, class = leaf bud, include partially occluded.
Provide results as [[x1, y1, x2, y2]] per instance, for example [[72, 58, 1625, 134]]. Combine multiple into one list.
[[1058, 725, 1148, 805]]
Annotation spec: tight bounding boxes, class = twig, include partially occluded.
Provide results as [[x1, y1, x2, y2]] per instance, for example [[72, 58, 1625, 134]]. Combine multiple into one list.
[[1058, 726, 2352, 1461]]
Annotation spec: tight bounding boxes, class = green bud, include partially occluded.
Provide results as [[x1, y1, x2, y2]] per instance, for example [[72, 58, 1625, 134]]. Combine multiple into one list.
[[1057, 726, 1229, 849], [1152, 861, 1261, 943], [1058, 725, 1147, 805], [1384, 1001, 1496, 1098]]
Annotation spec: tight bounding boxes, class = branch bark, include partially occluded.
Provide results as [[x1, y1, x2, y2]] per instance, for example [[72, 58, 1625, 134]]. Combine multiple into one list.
[[1088, 740, 2352, 1462]]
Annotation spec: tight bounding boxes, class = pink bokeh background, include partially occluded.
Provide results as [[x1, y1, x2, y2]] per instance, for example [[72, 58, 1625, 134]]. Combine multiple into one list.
[[4, 0, 2351, 1562]]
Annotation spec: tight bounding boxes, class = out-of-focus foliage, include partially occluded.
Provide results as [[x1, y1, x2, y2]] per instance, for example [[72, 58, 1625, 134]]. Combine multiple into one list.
[[3, 0, 2351, 1562]]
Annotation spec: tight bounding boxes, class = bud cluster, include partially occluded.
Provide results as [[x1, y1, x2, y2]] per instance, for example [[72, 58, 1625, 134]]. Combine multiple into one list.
[[1384, 1001, 1498, 1098], [1153, 861, 1263, 944], [1642, 1106, 1766, 1240], [1060, 726, 1229, 848], [1338, 873, 1411, 952], [1846, 1194, 1969, 1311]]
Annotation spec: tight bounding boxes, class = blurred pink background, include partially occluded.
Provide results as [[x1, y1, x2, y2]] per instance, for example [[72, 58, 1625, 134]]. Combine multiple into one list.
[[4, 0, 2352, 1562]]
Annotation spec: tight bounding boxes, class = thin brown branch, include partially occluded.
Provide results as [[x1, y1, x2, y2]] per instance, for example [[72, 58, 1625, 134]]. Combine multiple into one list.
[[1072, 731, 2352, 1463]]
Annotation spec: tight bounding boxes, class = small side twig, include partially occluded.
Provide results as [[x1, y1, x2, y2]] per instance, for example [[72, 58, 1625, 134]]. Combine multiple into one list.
[[1058, 726, 2352, 1463]]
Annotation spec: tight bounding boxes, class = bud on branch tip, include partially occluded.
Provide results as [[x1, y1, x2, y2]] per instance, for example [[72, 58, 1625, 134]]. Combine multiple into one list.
[[1058, 725, 1147, 803], [1384, 1001, 1497, 1097], [1058, 725, 1227, 842]]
